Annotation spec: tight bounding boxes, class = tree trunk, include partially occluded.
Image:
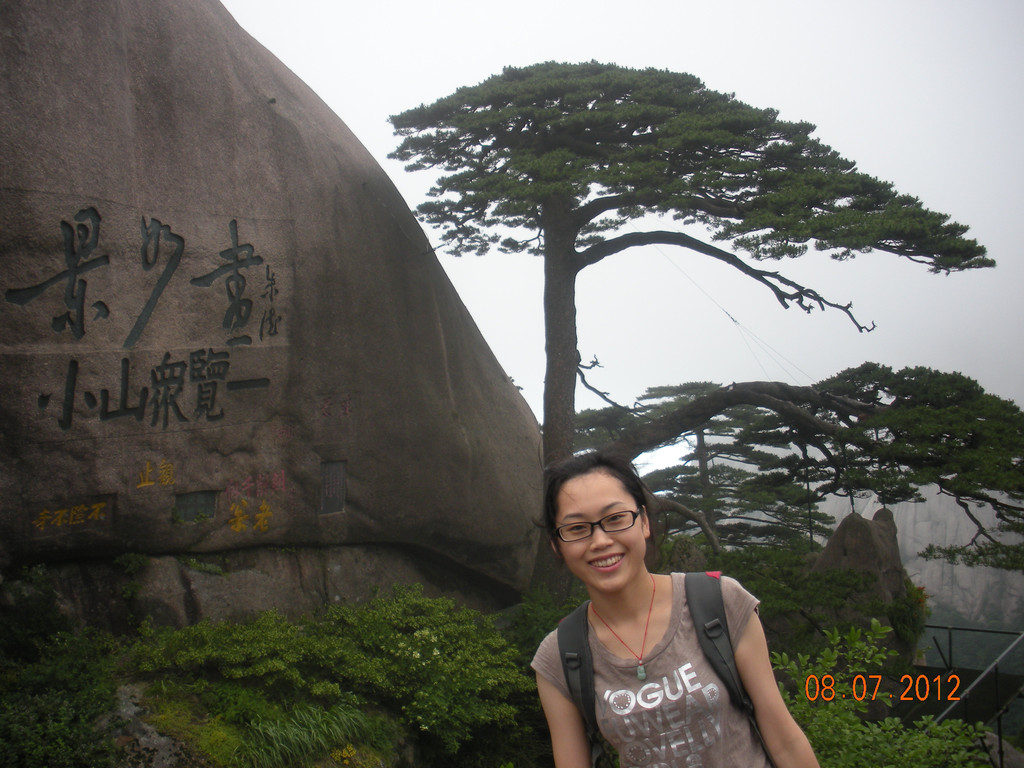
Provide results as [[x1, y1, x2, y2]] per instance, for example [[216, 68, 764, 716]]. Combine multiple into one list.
[[531, 201, 583, 596], [695, 429, 716, 528], [540, 205, 582, 468]]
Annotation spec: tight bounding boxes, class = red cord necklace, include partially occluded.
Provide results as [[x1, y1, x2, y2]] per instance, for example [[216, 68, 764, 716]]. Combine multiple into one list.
[[590, 573, 657, 681]]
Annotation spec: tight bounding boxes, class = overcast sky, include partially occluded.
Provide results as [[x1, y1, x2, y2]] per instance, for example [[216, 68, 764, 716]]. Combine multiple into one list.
[[220, 0, 1023, 428]]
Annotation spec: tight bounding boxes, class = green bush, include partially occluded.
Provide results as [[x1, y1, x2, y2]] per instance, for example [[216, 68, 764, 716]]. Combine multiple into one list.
[[0, 629, 119, 768], [886, 579, 931, 644], [315, 585, 535, 760], [773, 620, 990, 767], [0, 565, 74, 662], [501, 586, 584, 666], [132, 614, 389, 766], [0, 569, 120, 768], [130, 584, 537, 766], [132, 610, 311, 699]]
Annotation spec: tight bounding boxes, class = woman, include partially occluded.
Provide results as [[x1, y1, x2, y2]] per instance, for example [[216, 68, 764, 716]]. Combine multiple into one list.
[[531, 451, 819, 768]]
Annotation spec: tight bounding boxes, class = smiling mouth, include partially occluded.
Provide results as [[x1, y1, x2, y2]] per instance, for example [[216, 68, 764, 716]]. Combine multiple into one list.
[[590, 554, 623, 568]]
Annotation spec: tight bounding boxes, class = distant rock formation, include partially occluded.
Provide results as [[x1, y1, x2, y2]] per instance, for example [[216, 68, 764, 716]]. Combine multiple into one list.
[[811, 508, 907, 603], [809, 508, 917, 665], [0, 0, 542, 624], [821, 490, 1024, 629]]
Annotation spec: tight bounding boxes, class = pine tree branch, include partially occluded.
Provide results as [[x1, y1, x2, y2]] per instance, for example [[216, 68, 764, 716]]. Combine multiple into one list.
[[578, 230, 876, 332], [601, 381, 880, 460]]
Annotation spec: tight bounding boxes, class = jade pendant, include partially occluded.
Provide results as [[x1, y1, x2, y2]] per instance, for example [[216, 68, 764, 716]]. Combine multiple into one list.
[[637, 664, 646, 681]]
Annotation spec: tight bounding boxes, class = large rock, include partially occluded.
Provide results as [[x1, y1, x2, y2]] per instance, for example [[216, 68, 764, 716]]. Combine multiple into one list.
[[0, 0, 542, 617], [42, 548, 521, 631]]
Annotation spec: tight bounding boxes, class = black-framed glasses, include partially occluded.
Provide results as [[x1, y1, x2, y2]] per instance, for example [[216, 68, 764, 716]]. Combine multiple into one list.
[[555, 510, 642, 543]]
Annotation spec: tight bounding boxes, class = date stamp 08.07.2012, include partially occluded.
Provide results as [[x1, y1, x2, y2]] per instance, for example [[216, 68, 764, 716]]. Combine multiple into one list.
[[803, 673, 961, 703]]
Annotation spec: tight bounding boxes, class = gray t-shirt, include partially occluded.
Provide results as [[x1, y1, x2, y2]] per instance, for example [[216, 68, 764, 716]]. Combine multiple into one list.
[[532, 573, 771, 768]]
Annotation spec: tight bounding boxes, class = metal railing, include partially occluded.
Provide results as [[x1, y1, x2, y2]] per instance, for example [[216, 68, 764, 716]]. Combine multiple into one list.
[[924, 624, 1024, 768]]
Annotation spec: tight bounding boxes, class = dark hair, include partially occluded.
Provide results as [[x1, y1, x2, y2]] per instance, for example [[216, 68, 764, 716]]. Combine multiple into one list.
[[542, 450, 648, 540]]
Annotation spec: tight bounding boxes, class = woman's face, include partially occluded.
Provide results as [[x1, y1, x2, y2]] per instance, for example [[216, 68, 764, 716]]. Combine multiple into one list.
[[552, 469, 650, 594]]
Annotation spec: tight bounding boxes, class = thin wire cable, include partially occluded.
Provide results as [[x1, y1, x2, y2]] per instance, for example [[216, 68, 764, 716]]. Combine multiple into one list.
[[616, 213, 817, 385], [614, 217, 813, 381], [657, 247, 816, 385]]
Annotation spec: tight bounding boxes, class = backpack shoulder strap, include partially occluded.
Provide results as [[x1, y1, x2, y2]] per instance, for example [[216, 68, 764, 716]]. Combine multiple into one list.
[[557, 600, 603, 768], [684, 570, 749, 713], [686, 571, 777, 767]]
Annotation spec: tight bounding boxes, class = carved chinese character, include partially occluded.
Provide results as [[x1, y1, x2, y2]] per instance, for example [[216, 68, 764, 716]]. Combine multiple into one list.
[[190, 220, 263, 347], [5, 207, 110, 339]]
